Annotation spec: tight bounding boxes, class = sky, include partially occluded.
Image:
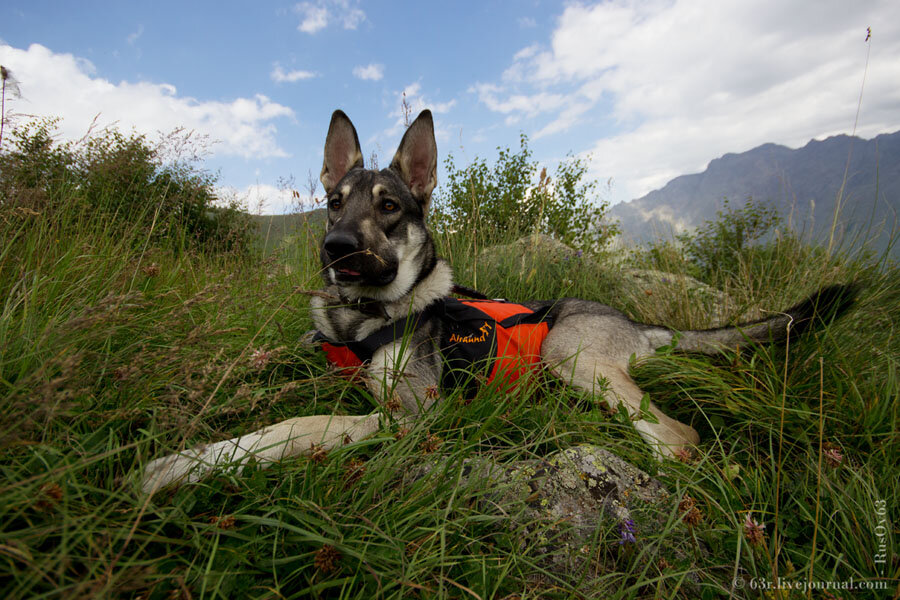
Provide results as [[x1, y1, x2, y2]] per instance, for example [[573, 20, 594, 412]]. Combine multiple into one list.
[[2, 1, 899, 215]]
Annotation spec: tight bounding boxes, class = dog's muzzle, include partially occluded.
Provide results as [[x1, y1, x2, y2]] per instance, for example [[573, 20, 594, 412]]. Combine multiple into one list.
[[323, 230, 397, 285], [323, 230, 360, 263]]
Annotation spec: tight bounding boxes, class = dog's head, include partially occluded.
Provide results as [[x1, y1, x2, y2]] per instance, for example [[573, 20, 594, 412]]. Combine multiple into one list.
[[318, 110, 438, 300]]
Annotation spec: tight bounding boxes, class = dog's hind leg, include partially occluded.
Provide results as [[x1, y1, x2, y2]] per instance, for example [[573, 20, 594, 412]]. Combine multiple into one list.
[[600, 366, 699, 458], [550, 356, 698, 458], [541, 321, 698, 458], [141, 413, 380, 493]]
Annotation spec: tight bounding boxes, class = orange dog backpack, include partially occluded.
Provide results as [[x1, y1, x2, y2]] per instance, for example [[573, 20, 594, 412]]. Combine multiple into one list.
[[317, 297, 554, 396]]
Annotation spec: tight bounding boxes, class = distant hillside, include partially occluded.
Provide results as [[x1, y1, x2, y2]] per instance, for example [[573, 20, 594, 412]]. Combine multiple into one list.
[[610, 131, 900, 254], [250, 209, 326, 253]]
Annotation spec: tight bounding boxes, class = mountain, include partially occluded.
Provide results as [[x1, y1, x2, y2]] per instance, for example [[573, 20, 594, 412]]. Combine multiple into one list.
[[609, 131, 900, 255]]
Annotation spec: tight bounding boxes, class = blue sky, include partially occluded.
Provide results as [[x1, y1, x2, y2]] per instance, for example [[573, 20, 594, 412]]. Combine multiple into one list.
[[2, 1, 900, 214]]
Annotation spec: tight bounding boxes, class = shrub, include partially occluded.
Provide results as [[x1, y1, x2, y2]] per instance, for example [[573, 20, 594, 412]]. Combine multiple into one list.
[[631, 197, 781, 285], [0, 118, 254, 254], [433, 134, 619, 252], [678, 197, 780, 281]]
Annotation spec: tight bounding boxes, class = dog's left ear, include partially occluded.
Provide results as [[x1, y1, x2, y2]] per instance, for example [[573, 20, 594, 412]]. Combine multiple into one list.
[[390, 110, 438, 209]]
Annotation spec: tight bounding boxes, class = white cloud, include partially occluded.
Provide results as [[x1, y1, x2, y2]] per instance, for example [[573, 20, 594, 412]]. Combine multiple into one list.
[[473, 83, 565, 118], [296, 3, 328, 33], [126, 25, 143, 46], [476, 0, 900, 203], [271, 63, 317, 83], [353, 63, 384, 81], [0, 43, 294, 159], [294, 0, 366, 34], [217, 184, 304, 215], [342, 7, 366, 30]]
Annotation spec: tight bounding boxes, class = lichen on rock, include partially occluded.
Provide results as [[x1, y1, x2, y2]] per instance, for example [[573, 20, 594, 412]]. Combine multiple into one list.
[[408, 443, 698, 585]]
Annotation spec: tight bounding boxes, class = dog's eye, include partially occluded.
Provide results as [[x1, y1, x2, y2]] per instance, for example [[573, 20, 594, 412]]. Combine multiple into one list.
[[381, 199, 398, 213], [329, 197, 342, 210]]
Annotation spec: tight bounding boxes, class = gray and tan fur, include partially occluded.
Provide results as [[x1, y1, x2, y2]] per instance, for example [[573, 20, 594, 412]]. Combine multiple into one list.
[[141, 110, 856, 493]]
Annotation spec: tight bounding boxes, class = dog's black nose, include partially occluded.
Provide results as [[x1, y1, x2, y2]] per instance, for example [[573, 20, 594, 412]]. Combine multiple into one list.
[[323, 230, 360, 261]]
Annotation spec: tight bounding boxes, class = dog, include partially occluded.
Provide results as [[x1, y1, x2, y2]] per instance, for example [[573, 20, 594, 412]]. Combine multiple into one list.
[[141, 109, 856, 493]]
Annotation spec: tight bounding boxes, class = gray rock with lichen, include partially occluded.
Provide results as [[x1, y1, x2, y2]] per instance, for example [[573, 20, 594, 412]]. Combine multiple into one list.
[[409, 444, 699, 585], [619, 268, 736, 326], [477, 233, 582, 280]]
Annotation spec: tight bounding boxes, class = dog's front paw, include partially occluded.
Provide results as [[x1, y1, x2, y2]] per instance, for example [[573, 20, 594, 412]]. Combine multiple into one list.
[[299, 329, 319, 348]]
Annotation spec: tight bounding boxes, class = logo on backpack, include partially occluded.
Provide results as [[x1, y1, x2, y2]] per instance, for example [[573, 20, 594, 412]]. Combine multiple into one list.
[[449, 321, 493, 344]]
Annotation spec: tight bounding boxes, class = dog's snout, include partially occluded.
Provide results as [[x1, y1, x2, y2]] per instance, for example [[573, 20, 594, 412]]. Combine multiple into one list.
[[323, 230, 360, 260]]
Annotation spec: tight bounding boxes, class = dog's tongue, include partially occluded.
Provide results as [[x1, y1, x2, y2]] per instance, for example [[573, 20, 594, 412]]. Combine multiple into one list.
[[339, 268, 361, 276]]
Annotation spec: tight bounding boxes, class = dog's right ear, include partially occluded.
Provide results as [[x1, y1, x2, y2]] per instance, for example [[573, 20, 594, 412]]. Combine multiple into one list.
[[320, 110, 364, 194], [390, 110, 438, 210]]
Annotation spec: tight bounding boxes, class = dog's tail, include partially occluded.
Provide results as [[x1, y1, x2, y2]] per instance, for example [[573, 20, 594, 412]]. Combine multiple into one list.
[[673, 283, 859, 354]]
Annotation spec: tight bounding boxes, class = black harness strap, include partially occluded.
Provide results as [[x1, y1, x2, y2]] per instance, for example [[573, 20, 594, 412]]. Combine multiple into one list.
[[314, 302, 439, 363], [451, 284, 490, 300]]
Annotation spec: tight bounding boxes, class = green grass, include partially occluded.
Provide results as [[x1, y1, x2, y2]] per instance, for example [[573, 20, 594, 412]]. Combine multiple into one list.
[[1, 189, 898, 599]]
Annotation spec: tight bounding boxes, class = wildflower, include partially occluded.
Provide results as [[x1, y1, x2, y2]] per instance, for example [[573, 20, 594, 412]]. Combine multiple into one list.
[[249, 347, 276, 370], [420, 433, 442, 454], [823, 443, 844, 468], [343, 458, 366, 485], [673, 447, 694, 463], [394, 427, 410, 441], [209, 514, 236, 529], [679, 496, 703, 526], [36, 482, 63, 511], [384, 393, 402, 412], [618, 518, 637, 545], [743, 513, 766, 546], [314, 544, 341, 574], [309, 443, 328, 464]]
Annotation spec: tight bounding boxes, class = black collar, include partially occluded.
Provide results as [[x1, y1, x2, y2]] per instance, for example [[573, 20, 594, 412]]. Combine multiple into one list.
[[339, 293, 391, 320], [334, 261, 488, 321]]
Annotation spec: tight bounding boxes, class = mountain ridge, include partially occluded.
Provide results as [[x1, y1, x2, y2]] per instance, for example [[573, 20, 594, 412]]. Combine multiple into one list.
[[610, 130, 900, 254]]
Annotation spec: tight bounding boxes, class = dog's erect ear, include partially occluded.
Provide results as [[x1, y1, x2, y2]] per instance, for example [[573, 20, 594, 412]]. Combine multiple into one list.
[[321, 110, 364, 194], [390, 110, 437, 208]]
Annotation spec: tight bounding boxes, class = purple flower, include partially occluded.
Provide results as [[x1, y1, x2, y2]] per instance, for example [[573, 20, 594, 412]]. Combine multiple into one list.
[[743, 513, 766, 546], [619, 518, 636, 544], [824, 445, 844, 467]]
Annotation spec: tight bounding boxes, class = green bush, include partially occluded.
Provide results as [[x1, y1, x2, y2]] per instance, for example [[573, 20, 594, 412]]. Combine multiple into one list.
[[0, 118, 254, 254], [679, 197, 780, 281], [433, 134, 619, 252], [631, 197, 781, 285]]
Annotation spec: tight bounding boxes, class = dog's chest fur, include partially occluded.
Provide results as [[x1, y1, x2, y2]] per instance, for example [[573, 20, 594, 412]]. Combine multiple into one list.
[[311, 259, 454, 342]]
